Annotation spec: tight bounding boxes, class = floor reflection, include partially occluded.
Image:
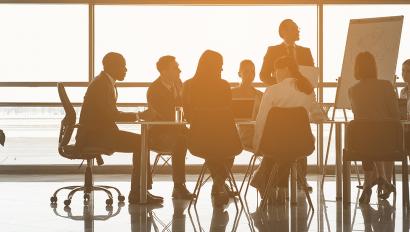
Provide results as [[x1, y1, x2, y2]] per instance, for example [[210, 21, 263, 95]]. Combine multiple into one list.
[[2, 174, 410, 231], [50, 198, 124, 232], [359, 200, 395, 232]]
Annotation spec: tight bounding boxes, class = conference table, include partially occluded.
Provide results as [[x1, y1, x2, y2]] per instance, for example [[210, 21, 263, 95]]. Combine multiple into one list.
[[130, 119, 410, 205], [130, 119, 349, 204]]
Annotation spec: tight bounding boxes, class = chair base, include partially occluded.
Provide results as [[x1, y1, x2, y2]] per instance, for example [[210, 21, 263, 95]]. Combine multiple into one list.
[[50, 159, 125, 206]]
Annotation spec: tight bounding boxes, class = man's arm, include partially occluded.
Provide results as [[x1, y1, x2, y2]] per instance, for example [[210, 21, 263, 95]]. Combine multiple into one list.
[[259, 47, 276, 86], [91, 83, 137, 122], [305, 47, 314, 67], [146, 84, 173, 121]]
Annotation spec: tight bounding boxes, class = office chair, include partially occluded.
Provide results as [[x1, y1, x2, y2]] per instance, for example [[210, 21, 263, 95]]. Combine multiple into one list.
[[151, 150, 172, 177], [186, 107, 244, 209], [258, 107, 315, 210], [50, 83, 125, 207], [343, 119, 409, 208]]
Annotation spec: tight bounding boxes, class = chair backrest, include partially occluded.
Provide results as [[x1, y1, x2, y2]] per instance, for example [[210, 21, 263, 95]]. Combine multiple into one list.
[[259, 107, 315, 162], [57, 83, 76, 155], [344, 119, 404, 161], [187, 107, 243, 159]]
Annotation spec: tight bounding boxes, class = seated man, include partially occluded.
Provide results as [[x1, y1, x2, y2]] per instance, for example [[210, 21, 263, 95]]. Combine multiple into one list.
[[143, 55, 194, 199], [231, 59, 263, 150], [75, 52, 163, 204]]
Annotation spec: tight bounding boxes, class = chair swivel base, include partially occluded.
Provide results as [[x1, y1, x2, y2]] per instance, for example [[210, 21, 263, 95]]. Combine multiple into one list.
[[50, 185, 125, 206], [49, 164, 125, 207]]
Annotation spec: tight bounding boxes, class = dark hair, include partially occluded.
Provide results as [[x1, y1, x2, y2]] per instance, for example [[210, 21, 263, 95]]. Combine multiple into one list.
[[193, 50, 223, 80], [403, 59, 410, 67], [279, 19, 295, 39], [239, 59, 254, 72], [102, 52, 124, 69], [156, 55, 176, 73], [354, 52, 377, 80], [274, 56, 313, 95]]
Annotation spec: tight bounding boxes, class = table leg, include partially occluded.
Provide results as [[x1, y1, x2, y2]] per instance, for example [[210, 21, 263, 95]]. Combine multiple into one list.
[[291, 163, 297, 205], [336, 123, 342, 200], [139, 124, 148, 204], [343, 161, 351, 206]]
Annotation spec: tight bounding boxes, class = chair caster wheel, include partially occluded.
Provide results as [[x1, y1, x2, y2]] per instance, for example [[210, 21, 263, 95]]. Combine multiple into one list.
[[64, 206, 72, 213], [106, 205, 113, 212], [64, 199, 71, 206], [106, 199, 113, 205], [118, 195, 125, 202], [50, 196, 57, 203]]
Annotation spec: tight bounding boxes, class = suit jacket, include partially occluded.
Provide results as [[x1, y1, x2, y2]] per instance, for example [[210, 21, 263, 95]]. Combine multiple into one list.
[[349, 79, 400, 121], [144, 77, 186, 139], [259, 43, 314, 86], [75, 71, 137, 149]]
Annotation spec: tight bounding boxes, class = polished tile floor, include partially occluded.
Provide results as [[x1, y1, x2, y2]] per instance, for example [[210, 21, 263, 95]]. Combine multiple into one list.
[[0, 174, 409, 232]]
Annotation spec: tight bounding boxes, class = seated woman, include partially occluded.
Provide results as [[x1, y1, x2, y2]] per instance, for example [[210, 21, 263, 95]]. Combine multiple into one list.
[[348, 51, 398, 204], [183, 50, 242, 207], [250, 56, 327, 204], [231, 59, 263, 150]]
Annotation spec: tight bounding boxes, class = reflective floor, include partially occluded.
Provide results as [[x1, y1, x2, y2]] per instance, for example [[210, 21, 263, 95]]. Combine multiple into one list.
[[0, 174, 409, 231]]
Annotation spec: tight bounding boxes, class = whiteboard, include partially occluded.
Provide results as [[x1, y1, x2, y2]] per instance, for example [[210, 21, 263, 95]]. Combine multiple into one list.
[[335, 16, 403, 109]]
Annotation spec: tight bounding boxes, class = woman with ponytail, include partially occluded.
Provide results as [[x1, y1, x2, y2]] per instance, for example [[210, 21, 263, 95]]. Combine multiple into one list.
[[250, 56, 327, 204]]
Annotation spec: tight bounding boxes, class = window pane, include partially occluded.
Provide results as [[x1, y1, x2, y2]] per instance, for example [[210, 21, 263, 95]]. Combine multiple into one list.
[[95, 5, 317, 85], [0, 4, 88, 82]]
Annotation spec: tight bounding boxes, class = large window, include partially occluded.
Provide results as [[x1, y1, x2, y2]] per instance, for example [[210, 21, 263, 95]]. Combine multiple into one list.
[[2, 2, 409, 166], [95, 5, 317, 83], [0, 4, 88, 165], [0, 4, 89, 82]]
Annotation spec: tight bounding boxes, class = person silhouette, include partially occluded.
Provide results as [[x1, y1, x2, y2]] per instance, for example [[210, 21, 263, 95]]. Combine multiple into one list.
[[259, 19, 315, 189], [75, 52, 162, 204], [144, 55, 194, 200]]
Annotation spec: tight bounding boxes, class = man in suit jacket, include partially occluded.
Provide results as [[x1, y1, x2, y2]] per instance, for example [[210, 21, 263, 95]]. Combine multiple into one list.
[[144, 55, 194, 199], [75, 52, 163, 204], [259, 19, 314, 191], [260, 19, 314, 86]]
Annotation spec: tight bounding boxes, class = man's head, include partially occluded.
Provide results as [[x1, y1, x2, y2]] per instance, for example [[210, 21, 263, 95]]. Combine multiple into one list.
[[102, 52, 127, 81], [238, 59, 255, 85], [402, 59, 410, 84], [279, 19, 300, 44], [156, 55, 181, 82]]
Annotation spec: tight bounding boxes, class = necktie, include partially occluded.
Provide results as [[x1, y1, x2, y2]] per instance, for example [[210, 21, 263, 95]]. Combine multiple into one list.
[[288, 45, 296, 59]]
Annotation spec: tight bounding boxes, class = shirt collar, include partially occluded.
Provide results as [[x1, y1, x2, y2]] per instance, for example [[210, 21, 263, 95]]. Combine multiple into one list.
[[159, 76, 173, 91], [104, 71, 116, 86], [282, 41, 295, 48]]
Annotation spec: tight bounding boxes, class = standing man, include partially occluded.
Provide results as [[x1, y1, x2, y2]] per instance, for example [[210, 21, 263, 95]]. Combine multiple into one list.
[[259, 19, 315, 190], [75, 52, 163, 204], [144, 55, 194, 199], [260, 19, 314, 86]]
